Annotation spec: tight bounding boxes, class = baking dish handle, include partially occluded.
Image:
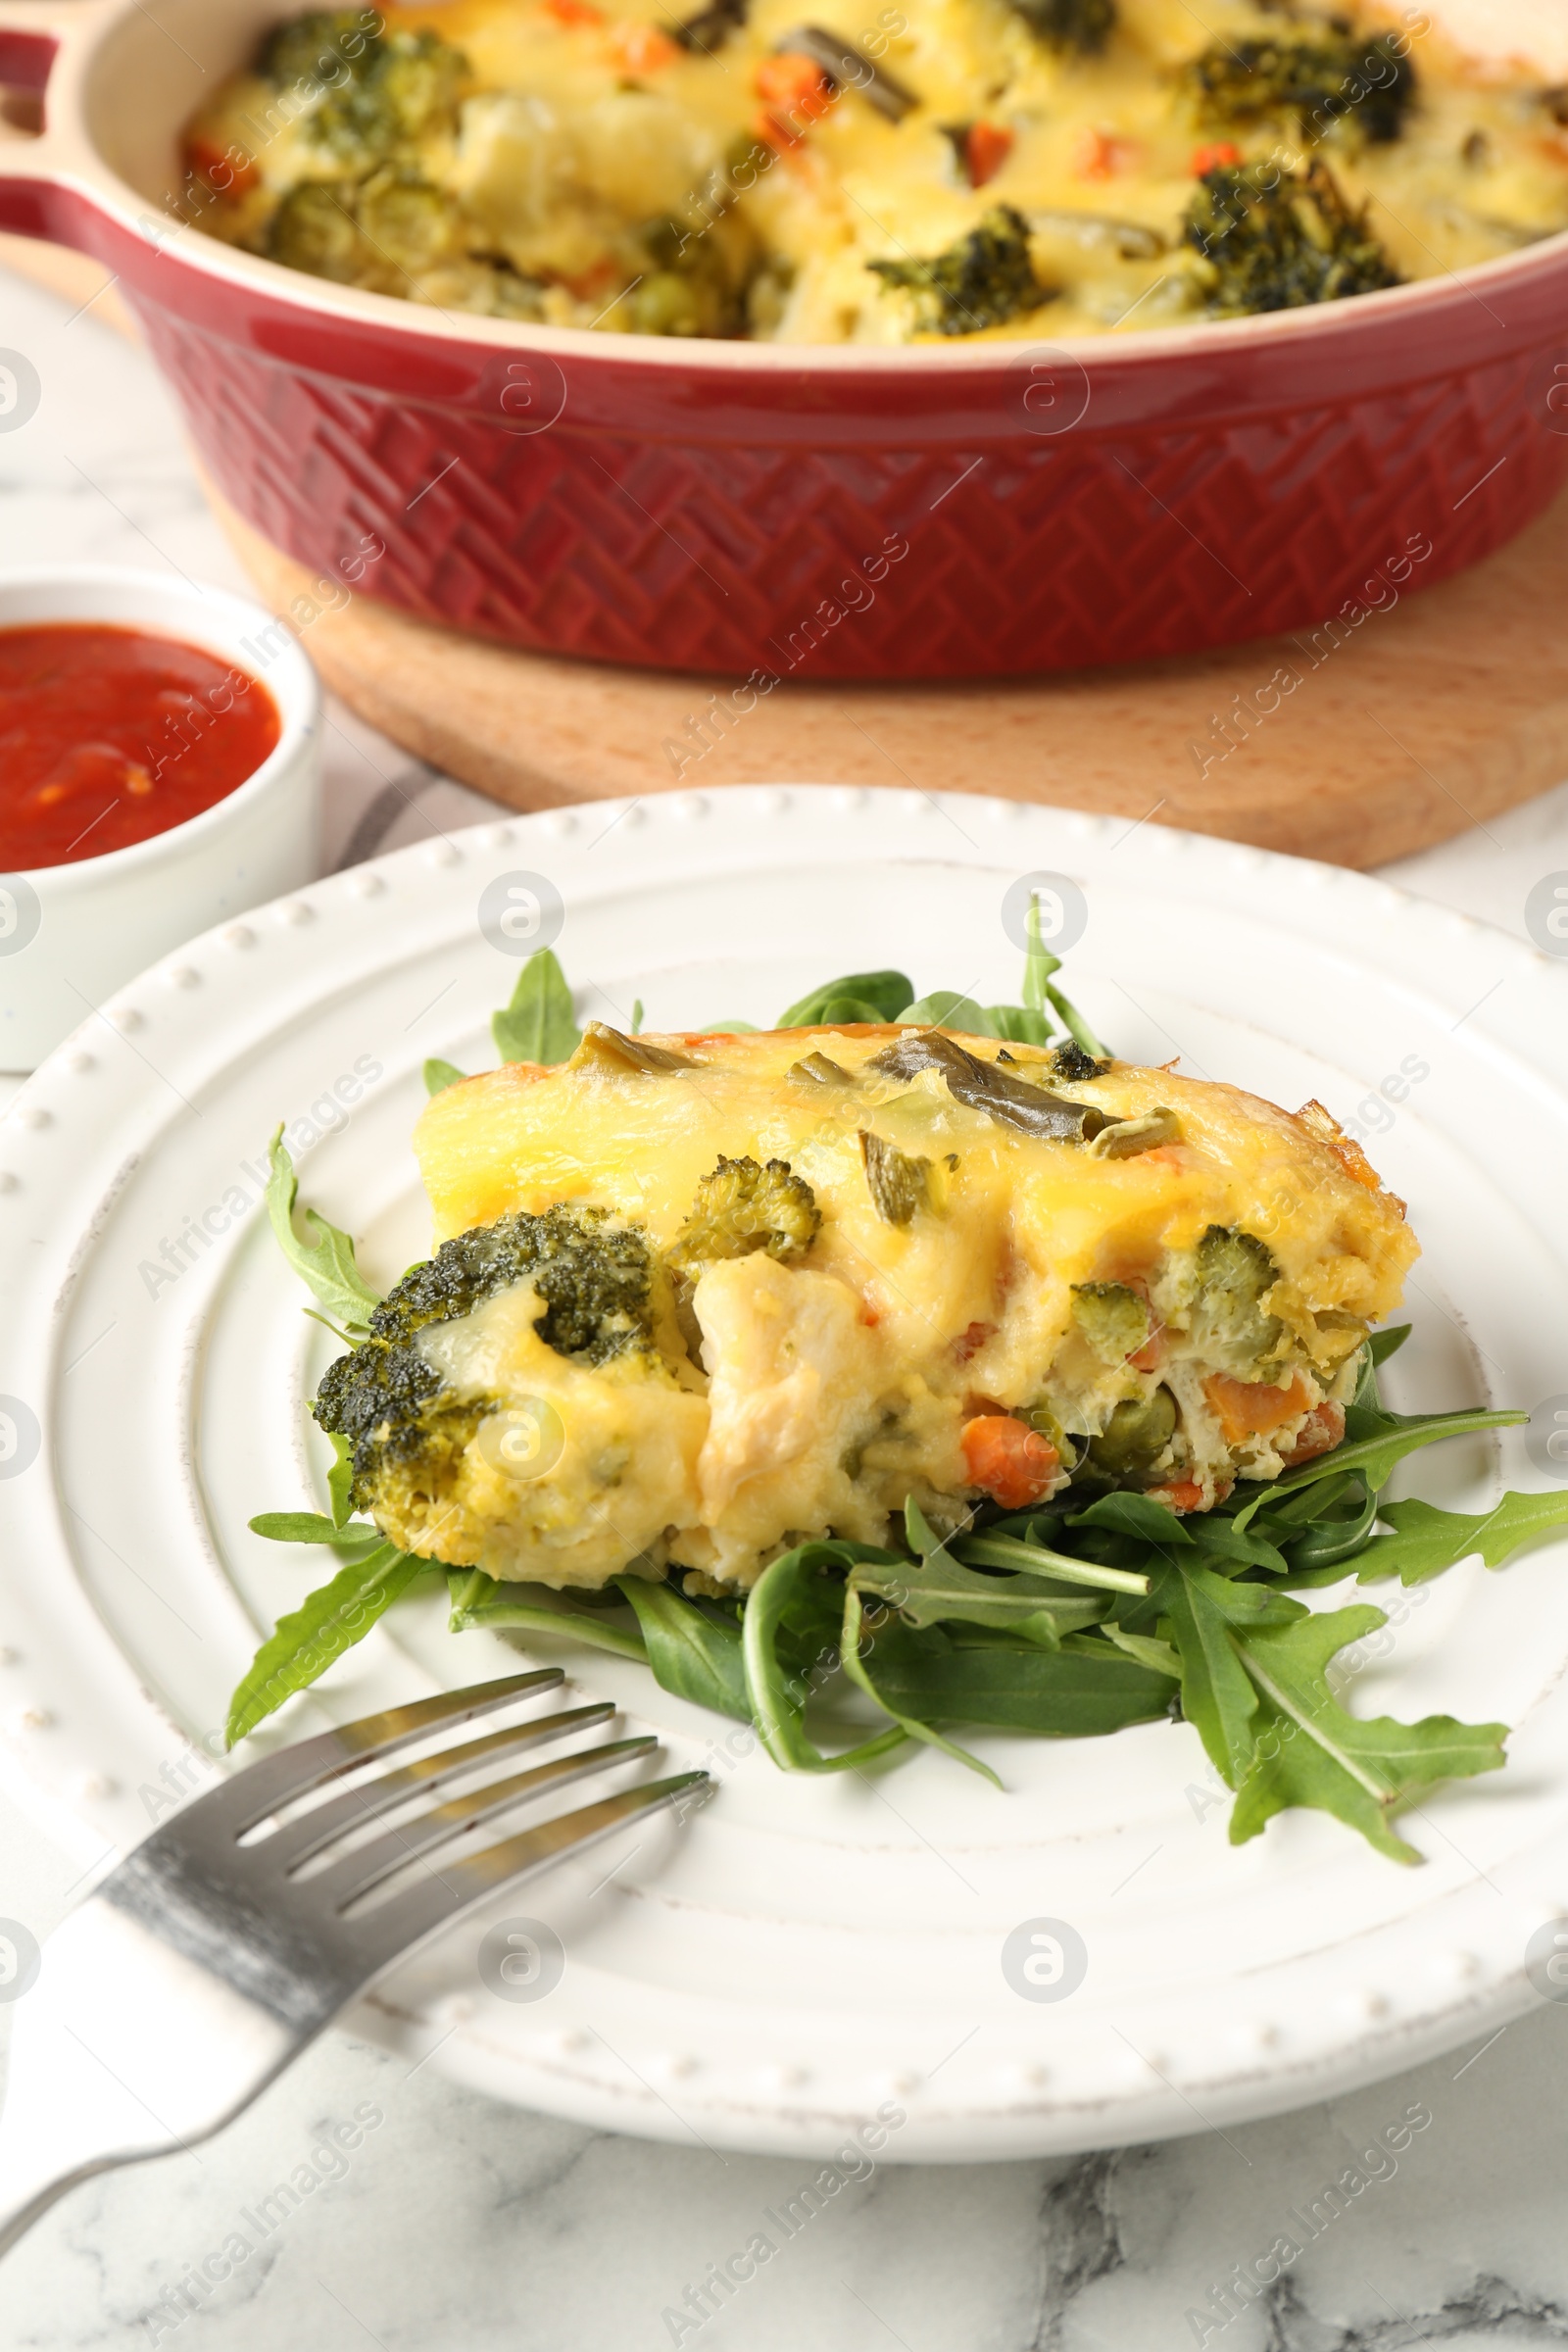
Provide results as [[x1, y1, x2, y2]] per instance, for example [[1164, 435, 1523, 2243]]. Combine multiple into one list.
[[0, 0, 117, 237]]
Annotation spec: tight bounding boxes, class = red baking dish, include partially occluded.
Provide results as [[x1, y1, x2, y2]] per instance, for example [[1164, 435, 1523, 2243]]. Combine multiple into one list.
[[4, 0, 1568, 679]]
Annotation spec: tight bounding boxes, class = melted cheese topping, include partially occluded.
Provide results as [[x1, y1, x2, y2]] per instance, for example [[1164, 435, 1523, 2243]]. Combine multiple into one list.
[[390, 1026, 1416, 1588], [187, 0, 1568, 341]]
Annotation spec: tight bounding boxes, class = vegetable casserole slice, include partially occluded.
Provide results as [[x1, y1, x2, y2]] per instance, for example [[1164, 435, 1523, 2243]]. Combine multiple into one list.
[[315, 1022, 1416, 1589]]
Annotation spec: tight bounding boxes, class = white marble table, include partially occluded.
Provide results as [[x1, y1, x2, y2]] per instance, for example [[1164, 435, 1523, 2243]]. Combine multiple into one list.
[[5, 261, 1568, 2352]]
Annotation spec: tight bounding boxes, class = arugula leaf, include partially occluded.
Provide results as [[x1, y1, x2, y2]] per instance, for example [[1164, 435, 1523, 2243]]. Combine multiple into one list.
[[1277, 1475, 1377, 1580], [742, 1543, 908, 1773], [1369, 1324, 1412, 1367], [1068, 1492, 1194, 1550], [1226, 1473, 1350, 1535], [956, 1528, 1151, 1596], [858, 1624, 1177, 1738], [493, 947, 581, 1065], [1022, 893, 1106, 1058], [615, 1577, 751, 1720], [265, 1130, 381, 1336], [1155, 1561, 1302, 1785], [445, 1569, 651, 1660], [249, 1509, 380, 1548], [841, 1588, 1000, 1782], [849, 1505, 1103, 1647], [1231, 1405, 1526, 1525], [1102, 1624, 1183, 1678], [1227, 1607, 1507, 1863], [902, 992, 998, 1036], [985, 1005, 1055, 1047], [423, 1057, 466, 1096], [226, 1544, 427, 1745], [1186, 1512, 1290, 1578], [1352, 1491, 1568, 1587], [777, 971, 913, 1027]]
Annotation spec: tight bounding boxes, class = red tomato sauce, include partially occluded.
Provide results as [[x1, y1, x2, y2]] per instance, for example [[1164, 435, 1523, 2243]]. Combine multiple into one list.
[[0, 623, 282, 869]]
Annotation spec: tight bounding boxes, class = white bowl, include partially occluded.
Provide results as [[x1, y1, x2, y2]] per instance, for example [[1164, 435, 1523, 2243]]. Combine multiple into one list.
[[0, 566, 321, 1070]]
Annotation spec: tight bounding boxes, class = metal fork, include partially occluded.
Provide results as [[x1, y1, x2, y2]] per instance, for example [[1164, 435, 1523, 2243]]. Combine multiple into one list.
[[0, 1669, 708, 2256]]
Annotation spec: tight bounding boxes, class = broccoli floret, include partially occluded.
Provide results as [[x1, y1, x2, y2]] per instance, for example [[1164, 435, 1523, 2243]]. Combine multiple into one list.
[[670, 1154, 820, 1270], [1072, 1282, 1150, 1364], [1051, 1041, 1108, 1083], [268, 170, 464, 289], [1005, 0, 1115, 55], [630, 213, 763, 339], [357, 168, 466, 274], [266, 17, 467, 170], [259, 10, 376, 92], [314, 1204, 658, 1510], [1191, 1225, 1284, 1373], [269, 180, 366, 282], [375, 1204, 656, 1362], [1184, 32, 1416, 144], [868, 206, 1050, 336], [1185, 161, 1401, 315]]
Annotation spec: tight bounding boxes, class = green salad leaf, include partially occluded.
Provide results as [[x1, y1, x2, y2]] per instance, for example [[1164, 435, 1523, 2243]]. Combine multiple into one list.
[[1226, 1606, 1507, 1864], [1231, 1404, 1526, 1525], [986, 1004, 1055, 1046], [446, 1570, 651, 1662], [902, 990, 996, 1034], [840, 1587, 1000, 1782], [493, 946, 581, 1065], [1367, 1323, 1412, 1368], [955, 1526, 1152, 1595], [423, 1057, 466, 1096], [265, 1129, 381, 1337], [1023, 892, 1106, 1057], [1153, 1559, 1300, 1784], [742, 1543, 908, 1773], [225, 1544, 428, 1746], [777, 969, 914, 1027], [851, 1499, 1105, 1645], [1352, 1491, 1568, 1586], [249, 1509, 381, 1548], [615, 1577, 751, 1720], [855, 1621, 1178, 1739]]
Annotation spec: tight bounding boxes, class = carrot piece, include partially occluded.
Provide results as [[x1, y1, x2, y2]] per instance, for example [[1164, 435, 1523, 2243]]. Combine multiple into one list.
[[1283, 1400, 1345, 1467], [1203, 1372, 1311, 1446], [185, 134, 259, 196], [1192, 140, 1242, 174], [1073, 125, 1139, 178], [964, 122, 1013, 188], [545, 0, 606, 24], [605, 21, 679, 71], [754, 53, 834, 146], [1148, 1478, 1205, 1514], [960, 1415, 1060, 1509]]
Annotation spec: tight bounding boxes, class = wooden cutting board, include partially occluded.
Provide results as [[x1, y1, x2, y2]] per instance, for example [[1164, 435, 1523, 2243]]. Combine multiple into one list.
[[10, 230, 1568, 868]]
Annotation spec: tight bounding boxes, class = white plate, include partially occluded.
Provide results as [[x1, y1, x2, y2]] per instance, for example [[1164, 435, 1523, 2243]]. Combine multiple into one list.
[[4, 785, 1568, 2163]]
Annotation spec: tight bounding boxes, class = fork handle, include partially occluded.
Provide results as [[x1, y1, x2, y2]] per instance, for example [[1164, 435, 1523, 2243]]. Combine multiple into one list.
[[0, 1901, 296, 2257]]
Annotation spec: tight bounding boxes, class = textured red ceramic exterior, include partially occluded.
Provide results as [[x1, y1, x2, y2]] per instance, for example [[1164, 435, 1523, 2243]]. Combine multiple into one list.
[[5, 1, 1568, 677]]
